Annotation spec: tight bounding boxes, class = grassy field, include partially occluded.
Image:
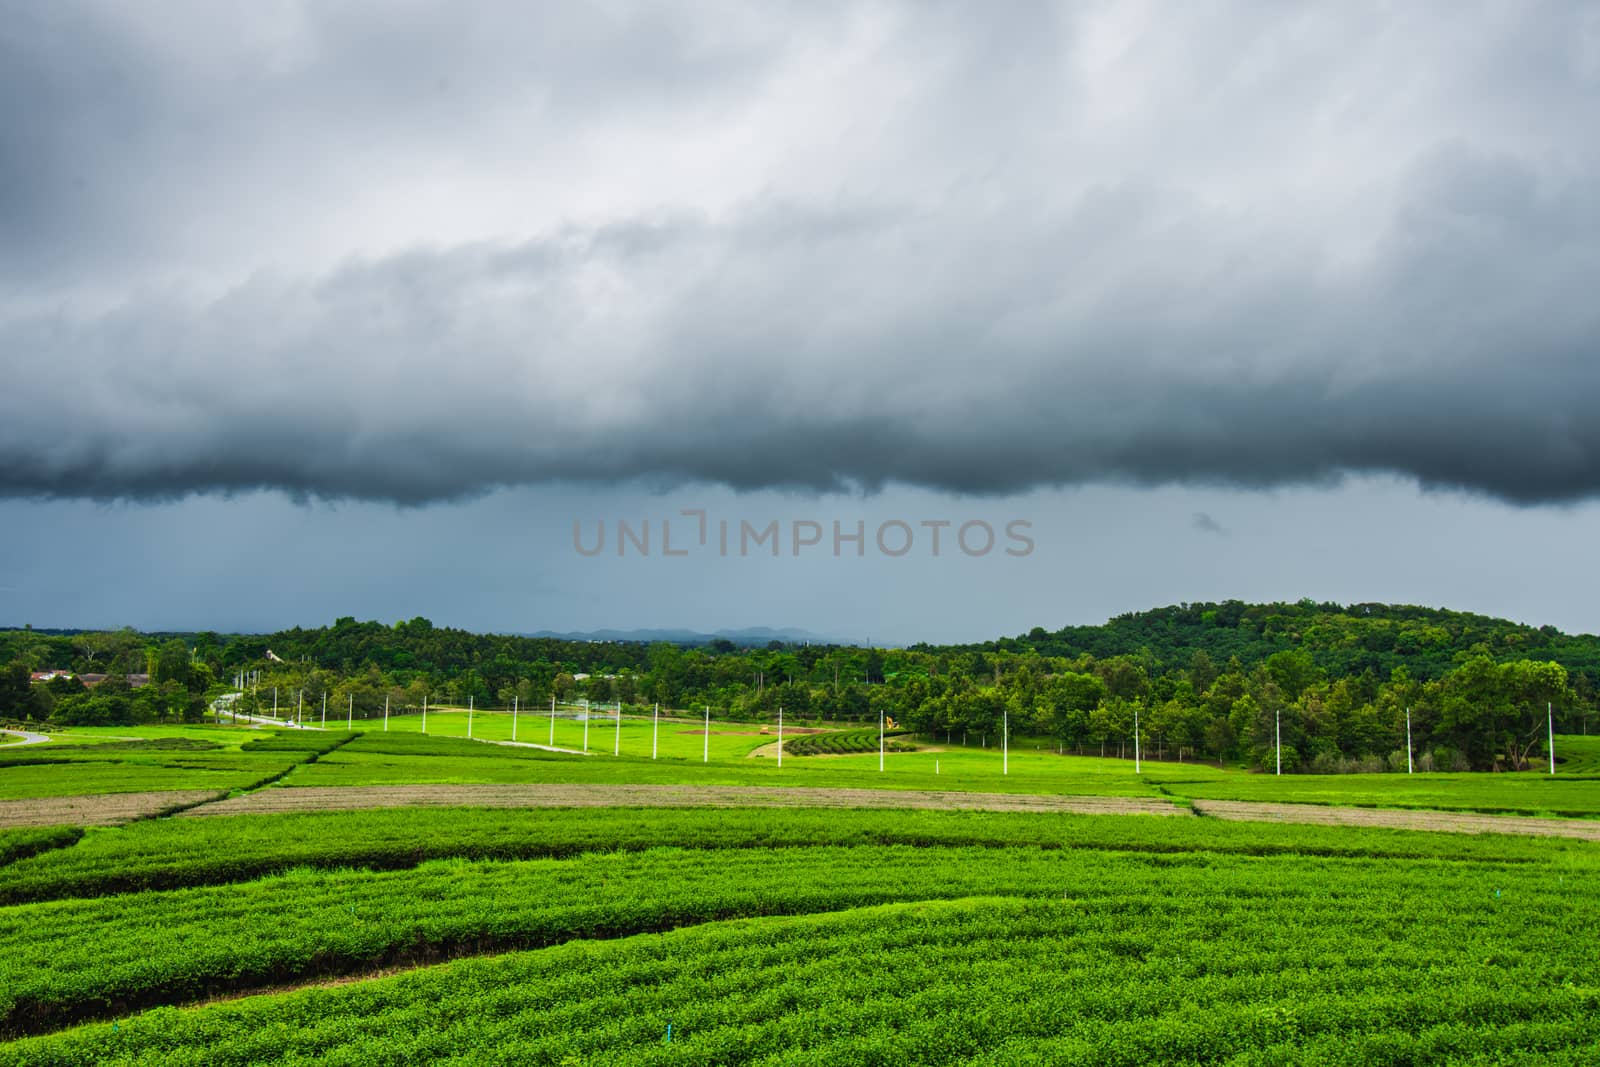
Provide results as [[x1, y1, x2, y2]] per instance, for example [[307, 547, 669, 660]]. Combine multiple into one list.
[[0, 806, 1597, 1061], [0, 730, 351, 802], [3, 721, 1598, 1061], [1550, 733, 1600, 775], [9, 717, 1597, 813], [284, 729, 1171, 799]]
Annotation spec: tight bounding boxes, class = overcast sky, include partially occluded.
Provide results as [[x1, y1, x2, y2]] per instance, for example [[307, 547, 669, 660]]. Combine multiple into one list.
[[4, 1, 1599, 641]]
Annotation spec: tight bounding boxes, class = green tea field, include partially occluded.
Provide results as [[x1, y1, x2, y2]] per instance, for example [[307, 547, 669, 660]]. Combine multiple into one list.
[[2, 721, 1598, 1063]]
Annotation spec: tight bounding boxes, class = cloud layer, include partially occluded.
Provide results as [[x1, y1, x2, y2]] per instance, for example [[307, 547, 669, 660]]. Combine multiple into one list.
[[4, 1, 1599, 505]]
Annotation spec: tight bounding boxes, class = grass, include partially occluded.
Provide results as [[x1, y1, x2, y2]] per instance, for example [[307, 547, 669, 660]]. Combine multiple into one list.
[[8, 720, 1600, 820], [283, 726, 1171, 798], [1, 811, 1597, 1060], [0, 757, 296, 801], [0, 828, 83, 869], [0, 729, 350, 802], [5, 805, 1585, 906], [14, 896, 1599, 1065], [3, 720, 1600, 1061], [1554, 733, 1600, 776]]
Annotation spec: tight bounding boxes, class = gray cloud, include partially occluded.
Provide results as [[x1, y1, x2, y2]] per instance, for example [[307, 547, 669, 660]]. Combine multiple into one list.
[[1192, 513, 1226, 535], [3, 2, 1599, 506]]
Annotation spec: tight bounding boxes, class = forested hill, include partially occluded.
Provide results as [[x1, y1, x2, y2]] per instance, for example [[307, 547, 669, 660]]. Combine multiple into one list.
[[972, 600, 1600, 686], [8, 602, 1600, 771], [7, 602, 1600, 691]]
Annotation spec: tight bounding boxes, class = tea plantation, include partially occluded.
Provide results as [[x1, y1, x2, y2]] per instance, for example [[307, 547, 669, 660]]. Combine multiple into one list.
[[1, 723, 1597, 1063]]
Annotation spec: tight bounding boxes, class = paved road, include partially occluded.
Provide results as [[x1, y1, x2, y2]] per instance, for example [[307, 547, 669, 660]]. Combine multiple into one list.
[[483, 739, 589, 755], [1, 728, 50, 746]]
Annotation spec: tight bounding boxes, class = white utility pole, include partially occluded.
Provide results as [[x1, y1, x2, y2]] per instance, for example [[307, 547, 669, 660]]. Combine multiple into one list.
[[1275, 707, 1282, 776], [778, 706, 783, 769], [1549, 701, 1556, 775], [549, 695, 556, 746], [1003, 706, 1009, 776], [383, 694, 389, 732], [1405, 707, 1413, 774], [879, 710, 885, 772], [614, 701, 621, 756], [422, 695, 428, 734], [468, 695, 474, 740], [512, 695, 519, 742], [653, 702, 659, 759], [582, 699, 589, 753], [1133, 704, 1141, 774], [321, 692, 327, 728], [703, 706, 710, 763], [347, 693, 352, 730]]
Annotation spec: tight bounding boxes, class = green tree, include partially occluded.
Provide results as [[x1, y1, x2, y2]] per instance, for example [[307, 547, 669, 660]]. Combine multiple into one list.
[[0, 662, 39, 720]]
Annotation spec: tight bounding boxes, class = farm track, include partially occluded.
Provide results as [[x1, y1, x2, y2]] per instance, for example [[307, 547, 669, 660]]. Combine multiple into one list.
[[0, 731, 49, 748], [182, 783, 1185, 817], [0, 790, 223, 829], [1193, 798, 1600, 840]]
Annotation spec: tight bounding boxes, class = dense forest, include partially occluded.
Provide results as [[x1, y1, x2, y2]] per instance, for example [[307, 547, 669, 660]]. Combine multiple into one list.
[[3, 600, 1595, 772]]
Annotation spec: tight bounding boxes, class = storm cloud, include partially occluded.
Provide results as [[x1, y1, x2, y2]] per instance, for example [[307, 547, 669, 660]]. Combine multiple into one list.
[[4, 1, 1599, 506]]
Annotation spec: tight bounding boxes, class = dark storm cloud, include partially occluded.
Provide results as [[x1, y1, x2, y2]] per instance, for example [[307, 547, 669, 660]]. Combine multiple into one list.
[[3, 2, 1600, 506]]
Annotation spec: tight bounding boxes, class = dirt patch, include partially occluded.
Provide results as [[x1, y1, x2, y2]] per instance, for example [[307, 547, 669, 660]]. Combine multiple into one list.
[[1193, 799, 1600, 841], [182, 783, 1184, 817], [0, 790, 222, 828]]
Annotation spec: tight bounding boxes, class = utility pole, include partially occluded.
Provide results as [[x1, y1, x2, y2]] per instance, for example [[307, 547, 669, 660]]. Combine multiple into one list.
[[1133, 704, 1140, 774], [1405, 707, 1413, 774], [1549, 701, 1556, 775]]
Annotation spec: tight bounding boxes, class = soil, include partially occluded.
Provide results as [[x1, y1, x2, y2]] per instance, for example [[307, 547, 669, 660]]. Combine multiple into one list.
[[1191, 798, 1600, 841], [181, 783, 1185, 817], [0, 790, 222, 828]]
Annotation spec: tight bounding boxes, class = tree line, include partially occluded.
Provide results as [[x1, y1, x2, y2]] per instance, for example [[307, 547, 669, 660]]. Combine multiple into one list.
[[2, 601, 1594, 771]]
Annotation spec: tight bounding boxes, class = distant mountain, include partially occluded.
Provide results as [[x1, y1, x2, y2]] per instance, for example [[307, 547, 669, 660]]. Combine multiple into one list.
[[522, 626, 848, 647]]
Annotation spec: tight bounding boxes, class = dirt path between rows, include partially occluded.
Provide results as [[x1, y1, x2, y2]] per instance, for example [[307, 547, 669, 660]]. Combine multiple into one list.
[[0, 790, 223, 828], [183, 783, 1184, 817], [1192, 799, 1600, 841]]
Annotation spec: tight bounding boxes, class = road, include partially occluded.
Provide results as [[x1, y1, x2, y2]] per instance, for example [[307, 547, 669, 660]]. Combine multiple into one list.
[[1, 728, 50, 746]]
